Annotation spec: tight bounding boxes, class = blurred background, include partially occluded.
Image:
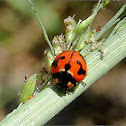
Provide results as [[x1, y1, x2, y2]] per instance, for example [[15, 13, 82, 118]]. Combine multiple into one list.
[[0, 0, 126, 125]]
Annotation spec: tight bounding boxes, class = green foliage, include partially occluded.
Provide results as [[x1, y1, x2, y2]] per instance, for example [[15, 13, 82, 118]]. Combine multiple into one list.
[[74, 14, 96, 34], [20, 74, 36, 103], [0, 1, 126, 126]]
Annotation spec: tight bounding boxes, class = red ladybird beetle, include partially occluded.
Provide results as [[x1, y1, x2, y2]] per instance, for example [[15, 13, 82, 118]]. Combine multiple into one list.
[[51, 50, 87, 91]]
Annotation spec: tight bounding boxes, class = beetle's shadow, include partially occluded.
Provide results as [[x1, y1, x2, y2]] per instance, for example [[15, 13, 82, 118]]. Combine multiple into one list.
[[51, 86, 66, 97], [50, 85, 79, 97]]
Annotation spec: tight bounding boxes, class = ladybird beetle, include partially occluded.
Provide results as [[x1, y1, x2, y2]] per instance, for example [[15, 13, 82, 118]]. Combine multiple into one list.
[[51, 50, 87, 91]]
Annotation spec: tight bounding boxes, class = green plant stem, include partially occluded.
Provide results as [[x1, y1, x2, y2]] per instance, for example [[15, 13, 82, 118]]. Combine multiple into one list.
[[67, 0, 102, 51], [0, 25, 126, 126], [28, 0, 55, 56], [107, 17, 126, 40], [96, 3, 126, 40]]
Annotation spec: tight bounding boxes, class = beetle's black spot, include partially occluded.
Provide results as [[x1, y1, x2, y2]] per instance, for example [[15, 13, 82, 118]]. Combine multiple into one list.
[[76, 60, 86, 76], [52, 56, 65, 68], [68, 51, 75, 63], [52, 71, 77, 91], [65, 64, 71, 71]]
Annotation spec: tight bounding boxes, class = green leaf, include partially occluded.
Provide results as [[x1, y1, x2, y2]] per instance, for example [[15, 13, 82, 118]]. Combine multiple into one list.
[[74, 14, 96, 34], [20, 74, 36, 103]]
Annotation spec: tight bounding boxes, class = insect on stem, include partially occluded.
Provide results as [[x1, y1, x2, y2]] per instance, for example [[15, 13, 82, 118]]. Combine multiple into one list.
[[27, 0, 55, 56]]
